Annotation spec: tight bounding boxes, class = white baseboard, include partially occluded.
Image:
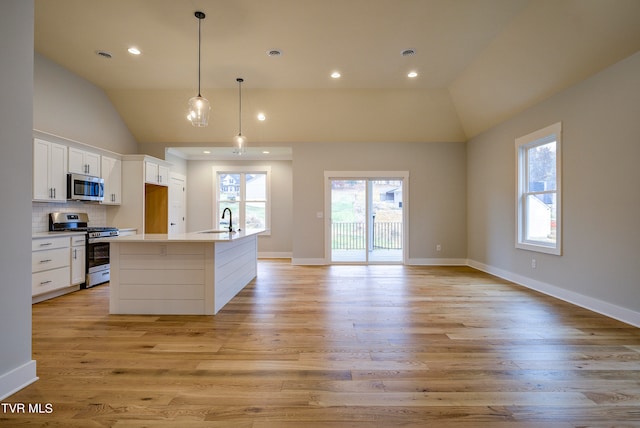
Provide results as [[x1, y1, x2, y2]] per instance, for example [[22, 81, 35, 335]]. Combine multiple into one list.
[[291, 258, 327, 265], [467, 259, 640, 328], [408, 258, 468, 266], [291, 257, 469, 266], [258, 252, 292, 259], [0, 360, 38, 401]]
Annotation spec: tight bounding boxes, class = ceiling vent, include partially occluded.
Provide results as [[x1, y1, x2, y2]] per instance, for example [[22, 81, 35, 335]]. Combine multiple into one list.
[[95, 50, 113, 59], [401, 49, 416, 57]]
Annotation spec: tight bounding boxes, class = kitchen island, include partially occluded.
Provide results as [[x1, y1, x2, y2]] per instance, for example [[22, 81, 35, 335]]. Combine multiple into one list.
[[107, 229, 263, 315]]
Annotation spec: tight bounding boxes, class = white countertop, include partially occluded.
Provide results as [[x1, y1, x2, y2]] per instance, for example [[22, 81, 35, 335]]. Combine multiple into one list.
[[102, 229, 265, 243], [32, 231, 87, 238]]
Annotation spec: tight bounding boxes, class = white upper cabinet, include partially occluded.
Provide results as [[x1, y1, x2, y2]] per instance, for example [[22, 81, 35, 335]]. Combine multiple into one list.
[[145, 161, 158, 184], [33, 138, 68, 202], [145, 160, 169, 186], [101, 156, 122, 205], [69, 147, 100, 176], [158, 165, 169, 185]]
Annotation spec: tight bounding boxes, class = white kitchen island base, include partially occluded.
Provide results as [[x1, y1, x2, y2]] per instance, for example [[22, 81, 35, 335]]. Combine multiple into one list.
[[108, 231, 260, 315]]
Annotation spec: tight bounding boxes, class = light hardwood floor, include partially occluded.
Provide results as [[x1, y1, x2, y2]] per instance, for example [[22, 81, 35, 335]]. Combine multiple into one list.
[[4, 260, 640, 427]]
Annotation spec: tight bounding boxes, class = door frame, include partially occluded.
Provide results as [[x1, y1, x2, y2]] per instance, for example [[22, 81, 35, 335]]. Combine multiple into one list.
[[324, 171, 409, 264]]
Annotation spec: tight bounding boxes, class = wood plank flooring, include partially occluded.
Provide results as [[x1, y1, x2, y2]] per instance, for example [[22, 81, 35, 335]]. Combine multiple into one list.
[[3, 260, 640, 427]]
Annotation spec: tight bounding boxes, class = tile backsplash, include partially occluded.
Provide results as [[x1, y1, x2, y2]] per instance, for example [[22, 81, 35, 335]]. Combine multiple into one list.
[[32, 202, 107, 233]]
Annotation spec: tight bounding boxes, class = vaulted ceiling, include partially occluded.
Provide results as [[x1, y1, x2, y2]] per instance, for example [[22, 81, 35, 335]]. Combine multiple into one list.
[[34, 0, 640, 145]]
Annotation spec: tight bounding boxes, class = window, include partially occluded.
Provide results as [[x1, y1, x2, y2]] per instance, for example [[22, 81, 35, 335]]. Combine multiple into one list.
[[214, 166, 270, 233], [516, 122, 562, 255]]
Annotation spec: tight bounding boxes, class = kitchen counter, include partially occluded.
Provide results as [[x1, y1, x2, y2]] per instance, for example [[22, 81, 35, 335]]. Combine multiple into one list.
[[32, 231, 87, 238], [108, 229, 264, 315], [104, 228, 263, 243]]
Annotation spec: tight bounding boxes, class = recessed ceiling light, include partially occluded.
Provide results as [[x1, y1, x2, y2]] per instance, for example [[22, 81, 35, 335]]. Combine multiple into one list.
[[267, 49, 282, 57], [331, 71, 341, 79], [257, 113, 266, 121], [95, 50, 112, 59], [127, 47, 141, 55], [203, 150, 211, 154], [262, 151, 270, 154], [408, 71, 418, 78]]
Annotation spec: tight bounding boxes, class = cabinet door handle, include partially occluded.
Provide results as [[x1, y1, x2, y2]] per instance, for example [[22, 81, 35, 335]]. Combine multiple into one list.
[[40, 242, 52, 247], [39, 259, 52, 263], [40, 280, 52, 285]]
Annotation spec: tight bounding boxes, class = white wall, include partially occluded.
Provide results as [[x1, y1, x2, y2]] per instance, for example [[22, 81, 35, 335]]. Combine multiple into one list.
[[291, 141, 467, 263], [34, 53, 138, 155], [467, 51, 640, 325], [0, 0, 38, 400], [181, 141, 467, 262]]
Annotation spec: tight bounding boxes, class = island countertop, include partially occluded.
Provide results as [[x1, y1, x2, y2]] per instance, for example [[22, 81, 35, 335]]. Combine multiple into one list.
[[103, 228, 265, 243]]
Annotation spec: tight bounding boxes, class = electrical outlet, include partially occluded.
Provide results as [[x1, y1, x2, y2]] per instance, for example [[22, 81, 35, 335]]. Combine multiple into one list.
[[436, 244, 442, 252], [531, 258, 537, 269]]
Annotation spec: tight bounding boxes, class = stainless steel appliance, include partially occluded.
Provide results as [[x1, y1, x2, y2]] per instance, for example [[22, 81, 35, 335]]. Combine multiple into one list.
[[49, 212, 119, 288], [67, 173, 104, 202]]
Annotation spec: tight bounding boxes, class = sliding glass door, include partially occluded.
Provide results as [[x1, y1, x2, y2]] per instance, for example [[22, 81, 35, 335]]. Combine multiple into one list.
[[327, 173, 406, 264], [330, 179, 367, 262]]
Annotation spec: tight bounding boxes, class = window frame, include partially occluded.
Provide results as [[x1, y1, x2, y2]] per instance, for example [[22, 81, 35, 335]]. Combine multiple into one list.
[[213, 166, 271, 235], [515, 122, 562, 255]]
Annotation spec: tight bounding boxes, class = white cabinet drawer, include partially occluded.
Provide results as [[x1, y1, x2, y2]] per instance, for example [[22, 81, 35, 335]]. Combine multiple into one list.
[[32, 266, 71, 296], [32, 247, 69, 273], [32, 236, 69, 251], [71, 235, 86, 246]]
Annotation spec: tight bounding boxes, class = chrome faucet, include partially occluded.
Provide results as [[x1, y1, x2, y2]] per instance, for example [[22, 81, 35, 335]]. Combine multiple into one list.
[[221, 208, 233, 233]]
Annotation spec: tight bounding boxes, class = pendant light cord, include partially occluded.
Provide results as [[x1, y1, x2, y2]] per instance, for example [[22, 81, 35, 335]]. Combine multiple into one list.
[[195, 11, 205, 97], [237, 78, 244, 135]]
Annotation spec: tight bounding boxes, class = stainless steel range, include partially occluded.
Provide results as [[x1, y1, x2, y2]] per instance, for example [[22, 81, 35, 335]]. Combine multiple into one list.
[[49, 212, 119, 288]]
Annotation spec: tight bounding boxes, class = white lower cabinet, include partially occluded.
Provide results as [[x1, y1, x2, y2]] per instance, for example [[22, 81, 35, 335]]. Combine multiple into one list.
[[32, 267, 71, 296], [71, 235, 86, 285], [32, 236, 71, 297], [32, 234, 85, 302]]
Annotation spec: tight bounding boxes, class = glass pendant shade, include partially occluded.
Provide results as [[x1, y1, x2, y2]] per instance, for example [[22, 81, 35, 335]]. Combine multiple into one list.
[[187, 95, 210, 127], [233, 134, 247, 154], [187, 11, 209, 127], [233, 77, 246, 154]]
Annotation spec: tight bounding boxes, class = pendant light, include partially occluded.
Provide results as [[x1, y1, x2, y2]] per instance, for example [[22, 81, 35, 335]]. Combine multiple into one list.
[[233, 77, 247, 154], [187, 11, 210, 127]]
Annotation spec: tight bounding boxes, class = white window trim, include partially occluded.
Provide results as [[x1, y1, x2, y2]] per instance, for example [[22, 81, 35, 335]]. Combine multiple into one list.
[[515, 122, 562, 255], [213, 165, 271, 235]]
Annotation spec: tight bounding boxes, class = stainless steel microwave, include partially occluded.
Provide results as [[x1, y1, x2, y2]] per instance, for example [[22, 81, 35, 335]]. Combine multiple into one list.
[[67, 173, 104, 202]]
